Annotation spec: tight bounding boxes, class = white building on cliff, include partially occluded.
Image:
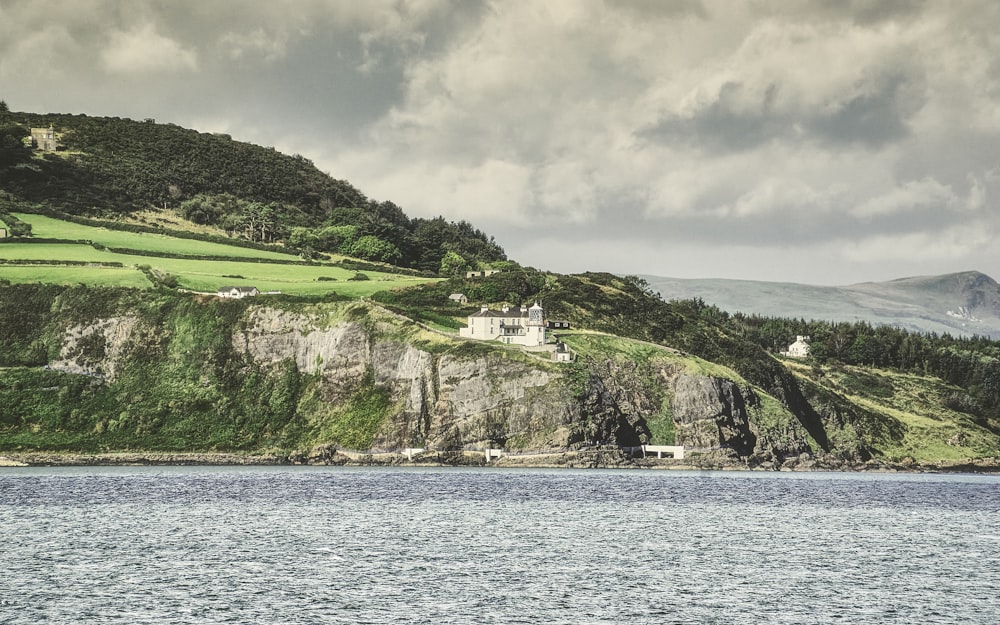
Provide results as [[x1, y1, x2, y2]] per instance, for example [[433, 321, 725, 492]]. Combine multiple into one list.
[[781, 335, 811, 358], [459, 302, 547, 346]]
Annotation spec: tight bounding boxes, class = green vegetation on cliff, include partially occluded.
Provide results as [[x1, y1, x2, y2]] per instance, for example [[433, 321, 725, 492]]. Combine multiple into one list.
[[0, 287, 379, 453]]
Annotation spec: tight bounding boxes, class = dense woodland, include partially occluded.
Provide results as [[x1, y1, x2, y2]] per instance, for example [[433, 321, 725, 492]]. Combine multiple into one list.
[[0, 106, 505, 274]]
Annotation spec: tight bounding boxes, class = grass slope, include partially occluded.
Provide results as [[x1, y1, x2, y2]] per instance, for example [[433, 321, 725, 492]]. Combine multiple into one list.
[[784, 360, 999, 462], [15, 212, 295, 260], [0, 213, 438, 297]]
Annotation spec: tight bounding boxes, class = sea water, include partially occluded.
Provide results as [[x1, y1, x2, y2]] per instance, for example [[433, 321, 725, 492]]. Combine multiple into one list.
[[0, 466, 998, 624]]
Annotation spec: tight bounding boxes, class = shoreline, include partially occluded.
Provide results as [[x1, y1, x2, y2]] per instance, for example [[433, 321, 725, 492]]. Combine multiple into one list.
[[2, 449, 999, 474]]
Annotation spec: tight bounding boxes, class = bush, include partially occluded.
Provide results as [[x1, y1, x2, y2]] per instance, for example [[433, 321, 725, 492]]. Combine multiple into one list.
[[347, 272, 370, 281]]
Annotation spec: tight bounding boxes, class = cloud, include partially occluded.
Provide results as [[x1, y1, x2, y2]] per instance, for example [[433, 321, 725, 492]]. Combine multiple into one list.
[[218, 28, 289, 62], [101, 23, 197, 74], [642, 18, 927, 152], [3, 0, 1000, 283], [850, 177, 965, 219], [840, 221, 995, 263]]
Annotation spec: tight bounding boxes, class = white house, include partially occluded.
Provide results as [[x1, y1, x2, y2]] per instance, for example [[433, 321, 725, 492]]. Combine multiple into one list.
[[782, 335, 811, 358], [30, 126, 58, 151], [217, 286, 260, 299], [459, 302, 546, 346], [448, 293, 468, 304]]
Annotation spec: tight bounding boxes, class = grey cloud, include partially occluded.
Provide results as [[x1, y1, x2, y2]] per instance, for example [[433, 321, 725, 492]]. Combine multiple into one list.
[[643, 70, 921, 154], [753, 0, 928, 26], [616, 0, 708, 20], [807, 72, 919, 148], [641, 81, 788, 152], [494, 200, 974, 270]]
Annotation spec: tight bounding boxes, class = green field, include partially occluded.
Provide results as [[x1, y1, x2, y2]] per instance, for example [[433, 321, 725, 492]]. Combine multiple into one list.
[[12, 213, 295, 260], [0, 215, 440, 297], [0, 265, 152, 288]]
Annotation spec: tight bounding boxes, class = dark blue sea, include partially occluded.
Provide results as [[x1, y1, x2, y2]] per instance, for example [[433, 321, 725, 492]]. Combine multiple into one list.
[[1, 466, 998, 624]]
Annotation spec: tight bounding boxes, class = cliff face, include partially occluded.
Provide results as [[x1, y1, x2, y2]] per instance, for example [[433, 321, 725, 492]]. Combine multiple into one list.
[[226, 305, 762, 455], [230, 307, 581, 451], [49, 316, 138, 381], [2, 291, 777, 459], [669, 374, 757, 457]]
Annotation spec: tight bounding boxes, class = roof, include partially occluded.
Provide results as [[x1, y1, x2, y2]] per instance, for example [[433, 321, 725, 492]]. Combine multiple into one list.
[[469, 309, 529, 318], [218, 286, 258, 293]]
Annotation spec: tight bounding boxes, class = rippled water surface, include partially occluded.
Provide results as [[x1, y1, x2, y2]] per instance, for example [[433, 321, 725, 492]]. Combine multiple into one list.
[[1, 466, 998, 624]]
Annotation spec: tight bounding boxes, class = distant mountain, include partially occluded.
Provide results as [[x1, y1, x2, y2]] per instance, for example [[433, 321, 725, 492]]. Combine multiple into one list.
[[640, 271, 1000, 338]]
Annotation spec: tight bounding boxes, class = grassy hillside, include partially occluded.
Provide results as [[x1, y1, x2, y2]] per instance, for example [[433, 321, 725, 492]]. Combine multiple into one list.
[[785, 360, 997, 463], [0, 110, 505, 272]]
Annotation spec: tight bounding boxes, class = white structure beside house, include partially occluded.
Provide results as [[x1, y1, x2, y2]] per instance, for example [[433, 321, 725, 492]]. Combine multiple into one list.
[[217, 286, 260, 299], [466, 269, 501, 278], [448, 293, 468, 304], [553, 341, 573, 362], [459, 302, 546, 346], [782, 335, 811, 358]]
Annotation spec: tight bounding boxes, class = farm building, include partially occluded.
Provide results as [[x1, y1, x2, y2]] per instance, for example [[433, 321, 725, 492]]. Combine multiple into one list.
[[217, 286, 260, 299]]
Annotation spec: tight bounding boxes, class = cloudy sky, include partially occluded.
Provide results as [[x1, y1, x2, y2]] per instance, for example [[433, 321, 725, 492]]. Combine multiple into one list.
[[2, 0, 998, 285]]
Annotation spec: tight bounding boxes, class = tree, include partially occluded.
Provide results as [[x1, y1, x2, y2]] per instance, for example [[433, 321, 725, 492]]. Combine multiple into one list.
[[238, 202, 284, 243], [347, 235, 402, 264], [439, 251, 468, 277]]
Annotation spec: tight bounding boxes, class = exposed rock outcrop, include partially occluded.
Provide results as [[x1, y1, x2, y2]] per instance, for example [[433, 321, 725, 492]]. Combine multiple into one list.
[[429, 352, 576, 450], [227, 306, 766, 456], [579, 358, 654, 447], [668, 373, 757, 457], [233, 308, 370, 383], [49, 316, 138, 380]]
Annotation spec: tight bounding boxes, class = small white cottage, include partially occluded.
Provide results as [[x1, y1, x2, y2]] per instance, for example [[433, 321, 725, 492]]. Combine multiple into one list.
[[782, 335, 811, 358], [217, 286, 260, 299]]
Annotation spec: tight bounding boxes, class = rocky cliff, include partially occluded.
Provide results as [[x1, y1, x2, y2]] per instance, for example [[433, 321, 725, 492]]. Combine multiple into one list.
[[21, 292, 768, 459], [9, 286, 984, 468], [225, 303, 775, 457]]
